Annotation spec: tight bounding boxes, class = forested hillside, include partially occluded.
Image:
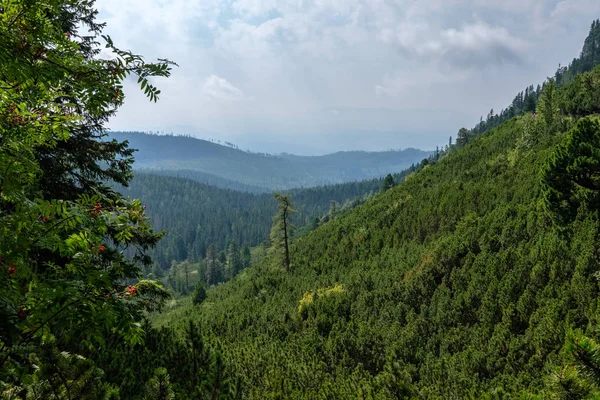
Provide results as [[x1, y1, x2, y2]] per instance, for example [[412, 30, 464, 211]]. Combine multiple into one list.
[[121, 168, 415, 273], [146, 63, 600, 398], [5, 1, 600, 399], [469, 19, 600, 137], [110, 131, 429, 190]]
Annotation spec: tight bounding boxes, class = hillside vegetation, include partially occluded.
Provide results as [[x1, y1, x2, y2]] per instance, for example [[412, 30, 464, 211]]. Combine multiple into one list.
[[143, 70, 600, 398], [4, 1, 600, 398], [121, 169, 414, 284], [110, 131, 430, 190]]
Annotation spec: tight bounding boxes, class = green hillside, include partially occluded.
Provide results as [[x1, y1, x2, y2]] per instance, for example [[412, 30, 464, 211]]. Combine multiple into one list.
[[144, 66, 600, 398], [5, 2, 600, 398], [122, 169, 414, 272], [110, 131, 430, 190]]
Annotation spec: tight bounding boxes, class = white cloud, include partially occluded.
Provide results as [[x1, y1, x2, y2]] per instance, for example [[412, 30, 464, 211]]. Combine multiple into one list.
[[380, 21, 527, 67], [202, 75, 245, 101], [97, 0, 600, 154]]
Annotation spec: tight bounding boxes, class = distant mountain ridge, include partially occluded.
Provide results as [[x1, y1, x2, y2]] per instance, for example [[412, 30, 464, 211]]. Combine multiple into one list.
[[107, 131, 430, 190]]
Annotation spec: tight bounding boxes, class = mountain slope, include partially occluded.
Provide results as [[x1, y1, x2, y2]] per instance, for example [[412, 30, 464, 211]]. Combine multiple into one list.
[[155, 109, 600, 397], [121, 169, 416, 270], [110, 131, 430, 190], [97, 21, 600, 399]]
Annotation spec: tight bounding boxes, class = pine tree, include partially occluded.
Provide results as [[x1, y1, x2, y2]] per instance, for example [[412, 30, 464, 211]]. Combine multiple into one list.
[[198, 351, 231, 399], [270, 194, 296, 271], [193, 281, 207, 306], [145, 368, 175, 400], [329, 200, 337, 221], [241, 245, 252, 269], [205, 245, 220, 286], [542, 117, 600, 224], [381, 174, 395, 192], [456, 128, 470, 147], [536, 78, 560, 133], [226, 241, 242, 280]]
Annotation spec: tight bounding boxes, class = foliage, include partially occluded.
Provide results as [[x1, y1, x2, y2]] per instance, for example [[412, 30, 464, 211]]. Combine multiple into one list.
[[151, 62, 600, 397], [270, 193, 296, 271], [542, 117, 600, 225], [145, 368, 175, 400], [471, 20, 600, 137], [120, 171, 402, 272], [192, 282, 207, 306], [381, 173, 395, 192], [0, 0, 173, 396]]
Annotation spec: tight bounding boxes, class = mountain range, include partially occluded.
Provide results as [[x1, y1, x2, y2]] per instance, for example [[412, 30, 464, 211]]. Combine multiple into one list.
[[108, 131, 430, 191]]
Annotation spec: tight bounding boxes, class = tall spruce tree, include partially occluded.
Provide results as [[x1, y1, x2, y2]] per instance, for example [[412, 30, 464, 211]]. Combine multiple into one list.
[[205, 244, 220, 286], [241, 245, 252, 269], [270, 194, 296, 271], [537, 78, 560, 133], [456, 127, 470, 147], [381, 174, 396, 192], [226, 241, 242, 280]]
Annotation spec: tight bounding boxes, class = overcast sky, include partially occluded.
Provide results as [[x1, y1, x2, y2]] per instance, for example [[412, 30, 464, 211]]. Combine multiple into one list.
[[97, 0, 600, 155]]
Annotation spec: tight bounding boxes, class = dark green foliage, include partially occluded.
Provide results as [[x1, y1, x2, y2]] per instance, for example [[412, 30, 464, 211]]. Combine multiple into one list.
[[121, 172, 405, 271], [270, 194, 296, 271], [0, 0, 173, 396], [152, 66, 600, 396], [559, 65, 600, 118], [456, 127, 470, 147], [241, 245, 252, 269], [542, 117, 600, 225], [145, 368, 175, 400], [226, 242, 243, 280], [381, 173, 395, 192], [193, 282, 207, 306]]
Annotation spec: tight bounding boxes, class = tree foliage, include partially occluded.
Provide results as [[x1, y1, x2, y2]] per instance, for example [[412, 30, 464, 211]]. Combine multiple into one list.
[[0, 0, 173, 395], [270, 194, 296, 271]]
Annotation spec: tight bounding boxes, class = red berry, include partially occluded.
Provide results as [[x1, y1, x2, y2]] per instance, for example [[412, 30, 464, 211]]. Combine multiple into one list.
[[97, 245, 106, 254]]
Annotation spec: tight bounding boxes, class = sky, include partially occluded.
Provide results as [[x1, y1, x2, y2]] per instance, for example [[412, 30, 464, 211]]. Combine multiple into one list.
[[96, 0, 600, 155]]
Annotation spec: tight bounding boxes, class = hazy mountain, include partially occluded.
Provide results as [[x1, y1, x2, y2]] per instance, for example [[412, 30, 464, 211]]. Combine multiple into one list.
[[108, 131, 430, 190]]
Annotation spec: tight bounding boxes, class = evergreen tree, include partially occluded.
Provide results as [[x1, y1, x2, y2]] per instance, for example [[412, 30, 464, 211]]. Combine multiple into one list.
[[226, 241, 243, 280], [381, 174, 396, 192], [193, 282, 207, 306], [145, 368, 175, 400], [537, 78, 560, 133], [456, 127, 470, 147], [542, 117, 600, 224], [241, 245, 252, 269], [270, 194, 296, 271], [205, 245, 220, 286], [198, 351, 231, 399], [329, 200, 337, 221]]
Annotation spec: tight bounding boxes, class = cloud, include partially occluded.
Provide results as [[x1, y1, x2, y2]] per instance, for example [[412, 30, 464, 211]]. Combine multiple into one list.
[[382, 21, 527, 68], [97, 0, 600, 154], [202, 75, 245, 101]]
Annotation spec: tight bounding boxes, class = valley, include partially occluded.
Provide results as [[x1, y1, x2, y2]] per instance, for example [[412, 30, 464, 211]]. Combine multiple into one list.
[[3, 3, 600, 399]]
